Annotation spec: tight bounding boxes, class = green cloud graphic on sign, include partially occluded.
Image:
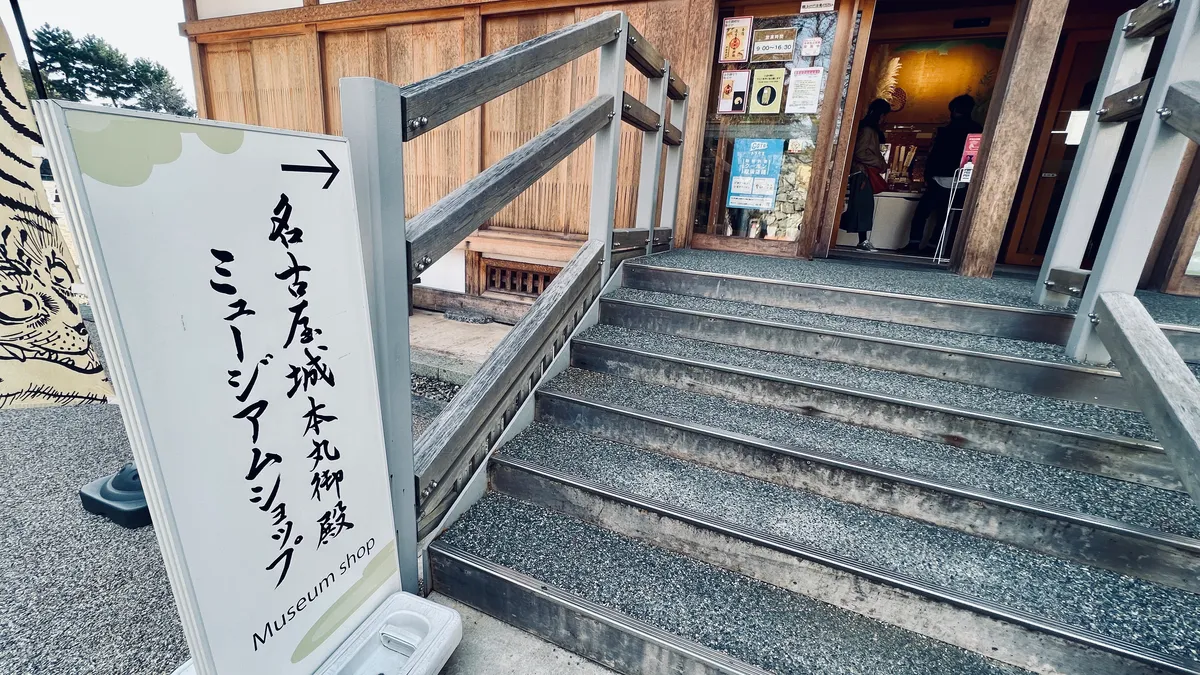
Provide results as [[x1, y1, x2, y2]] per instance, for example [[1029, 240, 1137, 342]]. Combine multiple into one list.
[[65, 109, 243, 187], [291, 538, 399, 664]]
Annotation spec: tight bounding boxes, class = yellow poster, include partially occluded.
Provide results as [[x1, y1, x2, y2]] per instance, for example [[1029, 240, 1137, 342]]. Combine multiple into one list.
[[0, 25, 112, 407], [749, 68, 786, 114], [719, 17, 752, 63]]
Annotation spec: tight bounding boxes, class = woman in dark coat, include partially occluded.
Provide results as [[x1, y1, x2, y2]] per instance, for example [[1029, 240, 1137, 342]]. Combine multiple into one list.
[[841, 98, 891, 251]]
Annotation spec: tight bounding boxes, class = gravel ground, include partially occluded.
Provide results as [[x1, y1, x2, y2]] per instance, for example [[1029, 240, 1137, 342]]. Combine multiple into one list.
[[502, 423, 1200, 662], [412, 394, 447, 439], [0, 403, 188, 675], [579, 323, 1156, 441], [441, 493, 1027, 675], [542, 367, 1200, 540], [0, 371, 456, 674], [412, 374, 460, 403], [607, 288, 1087, 365], [635, 249, 1200, 327]]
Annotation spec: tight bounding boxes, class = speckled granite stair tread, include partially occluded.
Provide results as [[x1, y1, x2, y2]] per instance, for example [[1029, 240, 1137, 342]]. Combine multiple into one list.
[[579, 322, 1155, 442], [605, 287, 1091, 366], [441, 493, 1028, 675], [542, 368, 1200, 541], [631, 249, 1200, 328], [498, 422, 1200, 663]]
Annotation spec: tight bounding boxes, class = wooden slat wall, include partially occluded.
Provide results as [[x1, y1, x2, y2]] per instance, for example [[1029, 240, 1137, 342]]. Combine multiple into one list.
[[195, 0, 717, 240]]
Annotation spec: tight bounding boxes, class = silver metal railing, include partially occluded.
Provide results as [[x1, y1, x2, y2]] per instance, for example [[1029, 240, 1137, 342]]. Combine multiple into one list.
[[1036, 0, 1200, 503], [339, 11, 690, 584]]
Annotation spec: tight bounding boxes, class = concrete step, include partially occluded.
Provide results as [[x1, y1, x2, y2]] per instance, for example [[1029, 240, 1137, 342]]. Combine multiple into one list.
[[434, 492, 1028, 675], [623, 254, 1200, 361], [571, 323, 1176, 491], [540, 367, 1200, 593], [490, 422, 1200, 674], [600, 289, 1135, 410]]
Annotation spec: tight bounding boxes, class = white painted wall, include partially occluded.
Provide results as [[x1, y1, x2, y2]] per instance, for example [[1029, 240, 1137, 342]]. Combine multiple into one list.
[[195, 0, 302, 20], [417, 248, 466, 293]]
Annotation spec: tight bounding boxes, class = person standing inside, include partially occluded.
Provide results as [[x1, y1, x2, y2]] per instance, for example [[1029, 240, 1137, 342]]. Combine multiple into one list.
[[841, 98, 892, 251], [904, 95, 983, 253]]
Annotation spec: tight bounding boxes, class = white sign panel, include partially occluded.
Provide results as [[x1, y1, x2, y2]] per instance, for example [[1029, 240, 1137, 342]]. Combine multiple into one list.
[[37, 102, 398, 675], [785, 67, 825, 114], [801, 0, 835, 12], [800, 37, 823, 57]]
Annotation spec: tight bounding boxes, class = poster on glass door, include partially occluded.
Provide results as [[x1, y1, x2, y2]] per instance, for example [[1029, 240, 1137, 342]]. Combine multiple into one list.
[[718, 70, 750, 113], [727, 138, 784, 210], [785, 67, 824, 114]]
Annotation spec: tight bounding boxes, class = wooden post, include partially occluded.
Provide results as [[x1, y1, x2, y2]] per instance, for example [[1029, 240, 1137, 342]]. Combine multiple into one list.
[[950, 0, 1069, 278]]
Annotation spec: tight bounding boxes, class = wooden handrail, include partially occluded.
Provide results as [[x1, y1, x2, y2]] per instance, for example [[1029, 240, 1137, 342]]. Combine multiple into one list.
[[405, 96, 613, 278], [1095, 292, 1200, 502], [396, 11, 620, 141], [413, 241, 604, 534]]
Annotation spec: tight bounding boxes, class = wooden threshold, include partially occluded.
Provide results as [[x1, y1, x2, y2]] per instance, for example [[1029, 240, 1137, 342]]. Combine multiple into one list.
[[690, 233, 798, 257], [412, 286, 530, 325]]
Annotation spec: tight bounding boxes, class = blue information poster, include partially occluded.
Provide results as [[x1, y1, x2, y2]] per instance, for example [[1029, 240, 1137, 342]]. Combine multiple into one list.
[[726, 138, 784, 210]]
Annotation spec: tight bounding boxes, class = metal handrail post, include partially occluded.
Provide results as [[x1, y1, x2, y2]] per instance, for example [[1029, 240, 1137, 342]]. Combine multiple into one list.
[[1033, 9, 1154, 307], [635, 62, 669, 254], [657, 88, 689, 252], [1067, 0, 1200, 363], [339, 77, 420, 592], [588, 12, 630, 280]]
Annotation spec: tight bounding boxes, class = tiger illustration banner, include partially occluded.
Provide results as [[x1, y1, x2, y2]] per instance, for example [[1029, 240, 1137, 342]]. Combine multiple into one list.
[[0, 26, 111, 407]]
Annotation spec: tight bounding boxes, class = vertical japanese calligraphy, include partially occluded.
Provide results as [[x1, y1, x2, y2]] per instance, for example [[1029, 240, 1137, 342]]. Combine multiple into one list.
[[267, 193, 354, 553]]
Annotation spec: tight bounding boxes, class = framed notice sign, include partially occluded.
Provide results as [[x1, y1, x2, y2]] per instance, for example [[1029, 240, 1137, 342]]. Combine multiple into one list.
[[785, 67, 824, 114], [750, 28, 797, 63], [719, 16, 753, 63], [718, 70, 751, 114], [727, 138, 784, 210], [750, 68, 787, 114], [36, 101, 399, 675]]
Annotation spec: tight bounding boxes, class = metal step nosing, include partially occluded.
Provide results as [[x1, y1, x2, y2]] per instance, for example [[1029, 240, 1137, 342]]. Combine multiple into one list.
[[492, 456, 1199, 675], [623, 262, 1068, 318], [571, 336, 1160, 452], [1160, 321, 1200, 337], [429, 541, 774, 675], [536, 387, 1200, 554], [600, 295, 1122, 378]]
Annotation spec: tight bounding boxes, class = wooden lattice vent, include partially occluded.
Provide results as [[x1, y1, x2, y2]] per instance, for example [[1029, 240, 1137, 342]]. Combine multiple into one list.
[[481, 258, 560, 299]]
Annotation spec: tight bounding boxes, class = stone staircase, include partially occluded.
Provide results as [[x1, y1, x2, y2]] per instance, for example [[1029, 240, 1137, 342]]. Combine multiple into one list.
[[426, 252, 1200, 675]]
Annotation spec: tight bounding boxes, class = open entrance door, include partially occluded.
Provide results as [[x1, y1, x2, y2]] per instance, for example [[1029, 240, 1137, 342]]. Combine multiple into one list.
[[1002, 30, 1111, 267]]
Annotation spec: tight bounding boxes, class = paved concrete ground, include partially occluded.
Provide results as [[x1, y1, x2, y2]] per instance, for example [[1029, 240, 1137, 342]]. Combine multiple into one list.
[[410, 310, 511, 384], [432, 593, 616, 675]]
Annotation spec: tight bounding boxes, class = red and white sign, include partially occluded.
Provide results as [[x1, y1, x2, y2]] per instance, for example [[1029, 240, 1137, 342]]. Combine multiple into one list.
[[960, 133, 983, 168]]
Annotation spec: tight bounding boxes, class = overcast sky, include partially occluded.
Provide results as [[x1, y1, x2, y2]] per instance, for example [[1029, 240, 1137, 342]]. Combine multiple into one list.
[[0, 0, 196, 103]]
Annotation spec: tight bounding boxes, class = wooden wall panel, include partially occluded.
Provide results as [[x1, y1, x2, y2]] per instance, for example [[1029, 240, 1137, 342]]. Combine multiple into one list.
[[321, 29, 389, 135], [388, 20, 470, 216], [484, 11, 582, 234], [203, 42, 259, 124], [250, 34, 323, 132], [194, 0, 718, 244]]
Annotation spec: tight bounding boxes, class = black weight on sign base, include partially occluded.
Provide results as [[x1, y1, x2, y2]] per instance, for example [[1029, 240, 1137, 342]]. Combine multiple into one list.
[[80, 462, 151, 528]]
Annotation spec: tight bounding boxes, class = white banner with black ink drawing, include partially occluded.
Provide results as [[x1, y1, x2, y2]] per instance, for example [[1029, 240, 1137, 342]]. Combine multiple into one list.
[[36, 101, 398, 675]]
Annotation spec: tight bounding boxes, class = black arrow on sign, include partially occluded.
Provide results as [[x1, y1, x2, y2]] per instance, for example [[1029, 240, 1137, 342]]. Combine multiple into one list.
[[281, 149, 340, 189]]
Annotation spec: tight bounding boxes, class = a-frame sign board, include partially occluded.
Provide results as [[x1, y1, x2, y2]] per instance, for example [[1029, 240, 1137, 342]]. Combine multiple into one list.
[[36, 101, 401, 675]]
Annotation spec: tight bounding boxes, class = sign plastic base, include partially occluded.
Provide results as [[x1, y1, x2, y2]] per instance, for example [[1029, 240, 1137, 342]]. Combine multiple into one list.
[[79, 462, 150, 529], [314, 591, 461, 675]]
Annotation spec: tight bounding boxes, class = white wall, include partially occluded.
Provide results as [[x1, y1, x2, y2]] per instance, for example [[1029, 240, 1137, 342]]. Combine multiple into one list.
[[417, 248, 466, 293], [195, 0, 302, 20]]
